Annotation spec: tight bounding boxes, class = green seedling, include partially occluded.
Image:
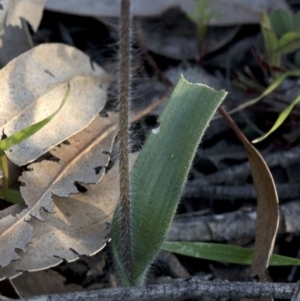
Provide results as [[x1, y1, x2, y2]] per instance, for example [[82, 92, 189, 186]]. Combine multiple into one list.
[[0, 84, 70, 204], [188, 0, 221, 51], [261, 9, 300, 68]]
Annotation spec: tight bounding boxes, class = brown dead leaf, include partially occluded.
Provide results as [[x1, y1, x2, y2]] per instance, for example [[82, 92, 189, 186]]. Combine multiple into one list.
[[0, 21, 33, 67], [0, 0, 45, 46], [0, 43, 112, 166], [11, 270, 83, 298], [19, 112, 119, 221], [45, 0, 290, 25], [218, 107, 279, 281], [0, 204, 32, 268], [0, 153, 139, 280], [0, 91, 161, 274], [140, 11, 239, 60], [0, 112, 118, 269]]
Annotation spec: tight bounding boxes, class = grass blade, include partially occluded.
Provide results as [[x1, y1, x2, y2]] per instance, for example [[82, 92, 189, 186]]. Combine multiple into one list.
[[162, 241, 300, 266], [0, 84, 70, 152], [228, 70, 300, 115], [253, 94, 300, 143]]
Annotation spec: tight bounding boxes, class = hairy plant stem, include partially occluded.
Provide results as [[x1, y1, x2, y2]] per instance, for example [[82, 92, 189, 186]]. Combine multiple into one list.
[[118, 0, 132, 282]]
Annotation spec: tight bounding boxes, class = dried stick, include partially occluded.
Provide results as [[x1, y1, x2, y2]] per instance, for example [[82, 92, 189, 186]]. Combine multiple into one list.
[[9, 279, 296, 301]]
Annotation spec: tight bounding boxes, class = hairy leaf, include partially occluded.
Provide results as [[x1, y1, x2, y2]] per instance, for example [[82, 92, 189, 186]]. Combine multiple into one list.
[[111, 76, 227, 285]]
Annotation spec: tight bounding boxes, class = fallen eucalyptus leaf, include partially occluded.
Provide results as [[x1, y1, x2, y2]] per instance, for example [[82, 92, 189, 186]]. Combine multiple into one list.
[[0, 0, 45, 46], [11, 270, 83, 298], [0, 204, 32, 268], [219, 107, 279, 281], [0, 153, 139, 280], [0, 43, 112, 166], [19, 112, 119, 221]]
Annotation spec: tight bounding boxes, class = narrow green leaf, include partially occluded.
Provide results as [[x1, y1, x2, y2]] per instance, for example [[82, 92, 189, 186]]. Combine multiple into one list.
[[0, 189, 23, 204], [0, 151, 8, 190], [111, 76, 227, 285], [229, 70, 300, 115], [269, 9, 293, 38], [253, 94, 300, 143], [162, 241, 300, 266], [274, 31, 300, 55], [0, 84, 70, 151]]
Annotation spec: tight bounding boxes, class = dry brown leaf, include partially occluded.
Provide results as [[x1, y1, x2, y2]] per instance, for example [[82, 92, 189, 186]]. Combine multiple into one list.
[[45, 0, 290, 25], [0, 112, 118, 269], [11, 266, 83, 297], [0, 43, 112, 166], [0, 21, 32, 67], [0, 93, 161, 274], [219, 107, 279, 281], [19, 112, 118, 221], [0, 0, 45, 46], [0, 153, 139, 280], [0, 204, 32, 268], [246, 143, 279, 280]]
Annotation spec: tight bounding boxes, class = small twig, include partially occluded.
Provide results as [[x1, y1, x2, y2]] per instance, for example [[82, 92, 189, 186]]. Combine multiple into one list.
[[190, 144, 300, 186], [8, 280, 297, 301], [291, 281, 300, 301], [135, 22, 173, 88]]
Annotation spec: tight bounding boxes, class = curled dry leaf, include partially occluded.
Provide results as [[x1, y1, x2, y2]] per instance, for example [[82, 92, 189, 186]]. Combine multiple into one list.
[[45, 0, 290, 25], [219, 107, 279, 281], [0, 43, 112, 166], [0, 0, 45, 46], [0, 153, 139, 279]]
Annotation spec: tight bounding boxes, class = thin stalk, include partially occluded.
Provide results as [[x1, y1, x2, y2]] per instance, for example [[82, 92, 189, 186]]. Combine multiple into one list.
[[118, 0, 132, 282]]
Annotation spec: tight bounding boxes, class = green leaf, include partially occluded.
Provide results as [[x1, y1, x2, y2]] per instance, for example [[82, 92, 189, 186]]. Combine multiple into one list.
[[0, 189, 23, 204], [253, 93, 300, 143], [162, 241, 300, 266], [269, 9, 293, 38], [261, 13, 278, 63], [0, 152, 9, 190], [274, 31, 300, 55], [111, 76, 227, 286], [229, 69, 300, 115], [0, 84, 70, 151], [295, 50, 300, 67], [293, 11, 300, 32]]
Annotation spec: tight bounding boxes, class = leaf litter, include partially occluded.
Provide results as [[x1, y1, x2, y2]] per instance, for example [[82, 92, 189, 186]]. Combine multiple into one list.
[[0, 0, 45, 46], [0, 43, 112, 166]]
